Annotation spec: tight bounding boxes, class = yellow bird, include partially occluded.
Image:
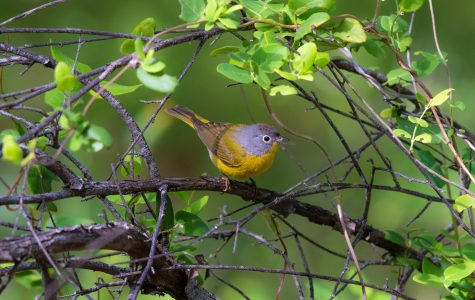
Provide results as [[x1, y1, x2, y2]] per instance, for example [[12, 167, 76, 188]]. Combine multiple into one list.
[[166, 105, 287, 178]]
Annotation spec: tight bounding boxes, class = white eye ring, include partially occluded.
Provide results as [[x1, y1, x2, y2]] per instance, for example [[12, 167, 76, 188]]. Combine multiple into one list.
[[262, 135, 271, 143]]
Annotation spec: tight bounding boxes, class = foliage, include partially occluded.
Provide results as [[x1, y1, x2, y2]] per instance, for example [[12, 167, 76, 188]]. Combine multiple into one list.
[[0, 0, 474, 299]]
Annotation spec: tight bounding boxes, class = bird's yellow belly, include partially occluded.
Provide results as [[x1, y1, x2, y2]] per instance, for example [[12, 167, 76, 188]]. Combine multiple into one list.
[[210, 144, 279, 178]]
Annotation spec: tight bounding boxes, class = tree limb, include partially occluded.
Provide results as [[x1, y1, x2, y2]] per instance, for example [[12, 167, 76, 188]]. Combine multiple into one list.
[[0, 177, 417, 258]]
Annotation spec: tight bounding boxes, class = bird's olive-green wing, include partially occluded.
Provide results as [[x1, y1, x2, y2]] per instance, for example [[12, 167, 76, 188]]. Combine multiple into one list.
[[195, 122, 242, 167]]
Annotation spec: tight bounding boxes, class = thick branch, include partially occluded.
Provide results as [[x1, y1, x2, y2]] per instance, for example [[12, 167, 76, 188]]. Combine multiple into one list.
[[0, 177, 417, 258], [0, 222, 188, 299]]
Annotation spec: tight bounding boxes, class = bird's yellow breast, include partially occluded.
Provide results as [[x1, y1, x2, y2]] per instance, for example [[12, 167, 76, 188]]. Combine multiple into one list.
[[210, 143, 280, 178]]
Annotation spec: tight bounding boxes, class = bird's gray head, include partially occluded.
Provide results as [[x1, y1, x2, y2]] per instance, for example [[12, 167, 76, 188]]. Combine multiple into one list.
[[235, 124, 287, 156]]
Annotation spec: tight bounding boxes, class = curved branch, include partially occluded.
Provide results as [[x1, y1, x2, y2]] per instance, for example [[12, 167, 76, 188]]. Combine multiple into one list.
[[0, 222, 189, 299]]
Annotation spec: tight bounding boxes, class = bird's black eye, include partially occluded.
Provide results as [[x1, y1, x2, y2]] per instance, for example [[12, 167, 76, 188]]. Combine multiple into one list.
[[262, 135, 271, 143]]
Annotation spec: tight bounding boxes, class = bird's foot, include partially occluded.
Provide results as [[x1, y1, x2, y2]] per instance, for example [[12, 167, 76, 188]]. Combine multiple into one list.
[[222, 176, 231, 192]]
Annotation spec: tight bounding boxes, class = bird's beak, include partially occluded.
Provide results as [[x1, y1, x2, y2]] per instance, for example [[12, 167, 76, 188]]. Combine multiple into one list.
[[277, 136, 290, 143]]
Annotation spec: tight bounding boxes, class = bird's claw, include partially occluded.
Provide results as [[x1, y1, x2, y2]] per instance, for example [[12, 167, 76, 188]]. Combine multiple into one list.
[[222, 176, 230, 192]]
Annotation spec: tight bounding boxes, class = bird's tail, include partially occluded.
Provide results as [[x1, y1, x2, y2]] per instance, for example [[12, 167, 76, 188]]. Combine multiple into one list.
[[165, 105, 209, 129]]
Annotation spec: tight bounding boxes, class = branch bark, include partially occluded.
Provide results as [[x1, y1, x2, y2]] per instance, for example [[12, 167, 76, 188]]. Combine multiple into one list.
[[0, 222, 192, 299], [0, 177, 417, 258]]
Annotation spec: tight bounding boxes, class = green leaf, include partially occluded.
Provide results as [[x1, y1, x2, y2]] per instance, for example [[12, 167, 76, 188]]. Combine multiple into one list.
[[411, 233, 437, 249], [393, 128, 411, 139], [2, 134, 23, 164], [395, 34, 413, 52], [12, 121, 26, 137], [413, 51, 446, 77], [229, 51, 250, 67], [89, 81, 142, 99], [54, 61, 79, 91], [415, 149, 446, 188], [173, 191, 192, 203], [462, 148, 475, 177], [238, 0, 266, 18], [69, 131, 84, 152], [413, 273, 444, 287], [14, 270, 42, 289], [334, 18, 367, 43], [51, 46, 91, 73], [175, 210, 209, 236], [429, 88, 454, 107], [184, 195, 208, 215], [252, 43, 288, 73], [377, 15, 409, 34], [210, 46, 240, 57], [242, 1, 283, 19], [28, 165, 56, 194], [385, 230, 405, 246], [60, 110, 85, 131], [0, 129, 20, 140], [204, 0, 218, 22], [120, 40, 135, 54], [46, 202, 58, 212], [45, 88, 65, 109], [289, 0, 336, 15], [134, 38, 146, 60], [462, 243, 475, 261], [448, 288, 470, 300], [217, 63, 252, 83], [380, 107, 393, 118], [416, 93, 426, 104], [293, 42, 317, 74], [2, 134, 22, 164], [121, 155, 142, 177], [450, 101, 466, 111], [68, 121, 112, 153], [178, 0, 205, 22], [413, 133, 432, 144], [444, 262, 475, 281], [136, 67, 178, 93], [435, 244, 459, 257], [121, 18, 156, 54], [225, 4, 243, 15], [314, 51, 330, 67], [399, 0, 425, 12], [253, 65, 271, 89], [295, 12, 330, 40], [386, 68, 412, 86], [408, 116, 429, 127], [269, 85, 298, 96], [274, 68, 297, 81], [218, 16, 240, 29], [108, 194, 132, 204], [454, 194, 475, 213], [132, 17, 156, 36], [422, 257, 443, 277], [142, 60, 166, 74], [159, 195, 175, 231], [87, 124, 113, 152], [397, 117, 444, 144], [363, 39, 386, 58]]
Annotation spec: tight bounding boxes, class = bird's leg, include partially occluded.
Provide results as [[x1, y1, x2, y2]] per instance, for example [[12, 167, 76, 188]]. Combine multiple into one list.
[[222, 176, 231, 192]]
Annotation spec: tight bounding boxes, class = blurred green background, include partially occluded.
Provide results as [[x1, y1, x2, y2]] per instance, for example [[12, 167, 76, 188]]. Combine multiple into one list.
[[1, 0, 474, 299]]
